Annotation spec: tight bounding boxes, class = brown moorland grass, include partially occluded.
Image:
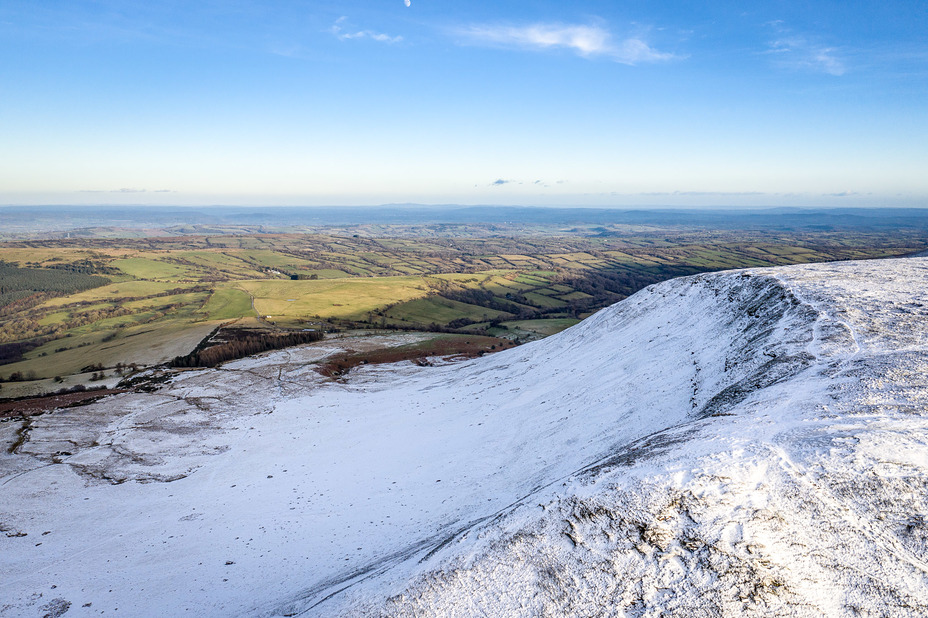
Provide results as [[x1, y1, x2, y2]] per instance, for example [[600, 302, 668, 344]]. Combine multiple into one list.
[[316, 334, 518, 377], [0, 388, 124, 418]]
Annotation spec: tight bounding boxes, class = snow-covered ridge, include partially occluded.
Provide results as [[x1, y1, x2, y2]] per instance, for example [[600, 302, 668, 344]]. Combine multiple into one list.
[[3, 259, 928, 617]]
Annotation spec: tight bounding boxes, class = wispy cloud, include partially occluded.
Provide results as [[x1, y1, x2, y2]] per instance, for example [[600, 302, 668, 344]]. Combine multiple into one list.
[[490, 178, 567, 188], [331, 17, 402, 44], [456, 22, 678, 64], [639, 191, 767, 197], [79, 187, 173, 193], [765, 23, 846, 76]]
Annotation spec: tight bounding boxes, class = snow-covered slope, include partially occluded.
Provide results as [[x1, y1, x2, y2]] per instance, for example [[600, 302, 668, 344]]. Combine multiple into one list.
[[3, 258, 928, 616]]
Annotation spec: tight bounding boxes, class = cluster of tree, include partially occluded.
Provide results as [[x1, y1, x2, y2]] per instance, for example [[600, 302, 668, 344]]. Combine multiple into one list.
[[446, 317, 479, 329], [0, 290, 89, 318], [62, 307, 135, 330], [0, 261, 109, 306], [0, 370, 38, 382], [0, 316, 58, 345], [0, 290, 38, 311], [171, 330, 324, 368], [113, 362, 138, 375], [0, 305, 136, 345], [52, 384, 101, 394], [38, 259, 122, 276], [0, 340, 44, 365]]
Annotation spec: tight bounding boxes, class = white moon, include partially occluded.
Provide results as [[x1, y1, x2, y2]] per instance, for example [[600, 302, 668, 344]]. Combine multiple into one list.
[[404, 0, 410, 6]]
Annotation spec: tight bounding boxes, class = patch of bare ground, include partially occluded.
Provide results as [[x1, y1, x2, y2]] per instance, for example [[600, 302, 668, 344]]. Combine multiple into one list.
[[317, 335, 518, 377], [0, 388, 124, 418]]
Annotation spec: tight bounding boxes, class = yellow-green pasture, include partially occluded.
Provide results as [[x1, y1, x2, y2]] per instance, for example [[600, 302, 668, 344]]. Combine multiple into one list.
[[37, 281, 205, 309], [111, 257, 193, 280], [0, 247, 134, 266], [238, 276, 436, 321], [200, 288, 256, 320]]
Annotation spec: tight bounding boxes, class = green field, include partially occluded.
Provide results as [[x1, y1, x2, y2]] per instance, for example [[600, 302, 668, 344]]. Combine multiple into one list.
[[112, 257, 192, 280], [202, 288, 256, 320], [239, 276, 434, 321]]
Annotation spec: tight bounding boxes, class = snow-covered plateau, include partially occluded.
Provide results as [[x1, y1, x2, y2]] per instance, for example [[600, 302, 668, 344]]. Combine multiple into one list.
[[4, 258, 928, 617]]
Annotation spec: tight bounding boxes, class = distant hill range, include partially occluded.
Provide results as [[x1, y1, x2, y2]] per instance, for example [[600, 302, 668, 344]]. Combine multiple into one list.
[[4, 205, 928, 238]]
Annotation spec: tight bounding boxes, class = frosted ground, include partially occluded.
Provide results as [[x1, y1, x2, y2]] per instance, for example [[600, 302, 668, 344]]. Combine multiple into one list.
[[3, 258, 928, 616]]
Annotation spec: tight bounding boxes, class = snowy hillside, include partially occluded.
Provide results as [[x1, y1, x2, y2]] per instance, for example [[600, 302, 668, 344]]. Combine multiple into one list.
[[3, 258, 928, 616]]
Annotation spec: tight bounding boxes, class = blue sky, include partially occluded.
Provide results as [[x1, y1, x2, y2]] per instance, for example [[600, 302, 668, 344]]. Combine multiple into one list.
[[1, 0, 926, 207]]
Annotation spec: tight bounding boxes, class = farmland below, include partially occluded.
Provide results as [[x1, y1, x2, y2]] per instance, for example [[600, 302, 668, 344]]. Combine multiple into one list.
[[2, 214, 928, 397]]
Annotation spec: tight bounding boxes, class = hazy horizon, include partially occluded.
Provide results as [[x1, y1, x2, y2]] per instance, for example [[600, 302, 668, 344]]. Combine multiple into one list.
[[2, 1, 926, 207]]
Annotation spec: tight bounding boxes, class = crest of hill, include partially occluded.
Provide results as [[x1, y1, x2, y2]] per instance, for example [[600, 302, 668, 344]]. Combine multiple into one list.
[[293, 258, 928, 616]]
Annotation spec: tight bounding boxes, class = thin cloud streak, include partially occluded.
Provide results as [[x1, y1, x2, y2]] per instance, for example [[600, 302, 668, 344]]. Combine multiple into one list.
[[457, 22, 678, 64], [639, 191, 767, 197], [768, 37, 845, 75], [331, 17, 402, 44], [765, 22, 846, 76]]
